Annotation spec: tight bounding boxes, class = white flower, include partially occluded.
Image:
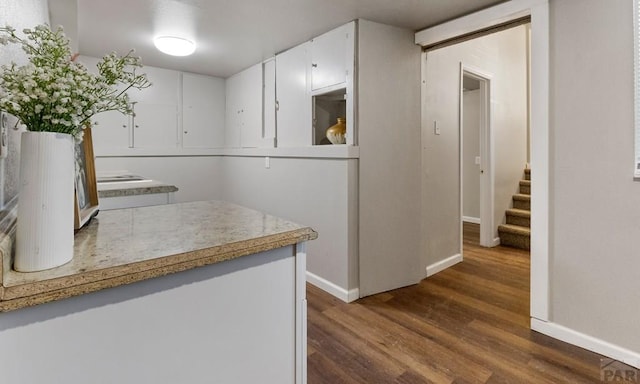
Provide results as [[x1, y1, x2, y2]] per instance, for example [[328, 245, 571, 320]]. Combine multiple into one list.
[[0, 24, 150, 135]]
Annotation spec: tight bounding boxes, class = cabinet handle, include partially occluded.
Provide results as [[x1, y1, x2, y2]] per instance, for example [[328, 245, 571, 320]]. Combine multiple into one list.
[[276, 101, 279, 111], [122, 124, 127, 128], [311, 63, 318, 68], [135, 124, 139, 128], [184, 131, 188, 134]]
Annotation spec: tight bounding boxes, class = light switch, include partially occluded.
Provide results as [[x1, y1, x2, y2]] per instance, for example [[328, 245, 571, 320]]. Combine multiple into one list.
[[475, 156, 481, 165], [265, 156, 270, 169], [434, 121, 441, 135]]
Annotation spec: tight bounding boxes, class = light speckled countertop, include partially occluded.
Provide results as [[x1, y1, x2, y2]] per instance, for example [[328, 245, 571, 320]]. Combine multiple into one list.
[[97, 179, 179, 198], [0, 200, 317, 312]]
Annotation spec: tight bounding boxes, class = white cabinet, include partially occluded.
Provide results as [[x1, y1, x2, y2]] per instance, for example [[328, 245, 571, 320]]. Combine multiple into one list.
[[225, 63, 264, 148], [263, 59, 276, 146], [276, 42, 312, 147], [225, 74, 241, 148], [182, 73, 226, 148], [81, 55, 226, 153], [129, 66, 180, 149], [310, 22, 354, 92], [91, 110, 130, 149], [131, 102, 178, 148]]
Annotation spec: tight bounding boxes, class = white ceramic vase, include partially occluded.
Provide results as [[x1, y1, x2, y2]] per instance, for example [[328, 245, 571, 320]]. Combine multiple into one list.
[[15, 131, 75, 272]]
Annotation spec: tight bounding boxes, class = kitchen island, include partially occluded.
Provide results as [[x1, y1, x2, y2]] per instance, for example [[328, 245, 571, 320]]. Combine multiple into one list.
[[0, 200, 316, 384]]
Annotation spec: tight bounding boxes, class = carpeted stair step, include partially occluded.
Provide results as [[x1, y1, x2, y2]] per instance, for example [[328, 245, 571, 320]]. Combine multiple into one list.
[[506, 208, 530, 227], [524, 168, 530, 181], [512, 194, 530, 210], [498, 224, 530, 250], [519, 180, 531, 195]]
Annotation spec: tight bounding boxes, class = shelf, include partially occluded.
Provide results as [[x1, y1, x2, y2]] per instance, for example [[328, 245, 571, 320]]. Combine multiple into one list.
[[95, 146, 360, 159], [313, 87, 347, 145], [311, 82, 348, 97]]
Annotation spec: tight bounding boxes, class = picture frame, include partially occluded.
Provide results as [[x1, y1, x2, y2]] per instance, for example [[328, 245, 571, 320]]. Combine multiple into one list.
[[74, 126, 99, 230]]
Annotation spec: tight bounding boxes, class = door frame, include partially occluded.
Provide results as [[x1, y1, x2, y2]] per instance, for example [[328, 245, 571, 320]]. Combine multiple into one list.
[[460, 64, 495, 248], [416, 0, 550, 321]]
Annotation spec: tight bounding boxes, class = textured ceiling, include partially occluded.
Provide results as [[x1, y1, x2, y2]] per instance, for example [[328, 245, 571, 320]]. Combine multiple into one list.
[[51, 0, 507, 78]]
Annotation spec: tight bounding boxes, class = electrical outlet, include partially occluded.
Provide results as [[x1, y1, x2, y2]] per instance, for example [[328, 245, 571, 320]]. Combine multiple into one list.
[[0, 111, 8, 159], [434, 121, 441, 135], [265, 156, 270, 169]]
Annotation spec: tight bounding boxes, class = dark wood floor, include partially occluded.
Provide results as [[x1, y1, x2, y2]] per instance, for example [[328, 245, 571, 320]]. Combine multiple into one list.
[[306, 222, 634, 383]]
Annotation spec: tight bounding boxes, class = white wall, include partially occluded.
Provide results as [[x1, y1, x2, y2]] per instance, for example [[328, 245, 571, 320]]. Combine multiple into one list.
[[0, 0, 49, 208], [550, 0, 640, 354], [220, 156, 358, 294], [463, 89, 481, 220], [96, 157, 224, 202], [423, 25, 528, 266], [357, 20, 422, 297]]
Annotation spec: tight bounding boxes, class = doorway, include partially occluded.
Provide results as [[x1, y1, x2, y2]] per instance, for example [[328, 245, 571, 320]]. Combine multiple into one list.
[[460, 67, 494, 248], [418, 2, 548, 322]]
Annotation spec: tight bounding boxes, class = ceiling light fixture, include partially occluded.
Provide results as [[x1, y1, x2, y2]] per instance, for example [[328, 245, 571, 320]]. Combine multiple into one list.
[[153, 36, 196, 56]]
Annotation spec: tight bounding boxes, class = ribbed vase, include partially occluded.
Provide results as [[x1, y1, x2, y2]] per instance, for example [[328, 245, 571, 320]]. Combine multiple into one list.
[[15, 131, 75, 272]]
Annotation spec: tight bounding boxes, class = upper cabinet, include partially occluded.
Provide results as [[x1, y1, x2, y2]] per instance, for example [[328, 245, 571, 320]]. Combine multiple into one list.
[[183, 73, 225, 148], [81, 55, 226, 154], [263, 59, 276, 146], [310, 23, 354, 93], [224, 21, 357, 149], [127, 66, 180, 149], [91, 110, 130, 149], [276, 42, 311, 147], [225, 63, 263, 148]]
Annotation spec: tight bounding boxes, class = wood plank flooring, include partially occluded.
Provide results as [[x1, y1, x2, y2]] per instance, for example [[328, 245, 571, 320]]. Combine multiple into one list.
[[307, 222, 636, 383]]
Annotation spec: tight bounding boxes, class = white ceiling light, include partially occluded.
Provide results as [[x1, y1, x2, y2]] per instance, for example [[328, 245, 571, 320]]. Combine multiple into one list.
[[153, 36, 196, 56]]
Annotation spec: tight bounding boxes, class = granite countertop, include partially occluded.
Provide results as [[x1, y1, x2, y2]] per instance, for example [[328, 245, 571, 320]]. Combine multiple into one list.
[[97, 179, 179, 198], [0, 200, 317, 312]]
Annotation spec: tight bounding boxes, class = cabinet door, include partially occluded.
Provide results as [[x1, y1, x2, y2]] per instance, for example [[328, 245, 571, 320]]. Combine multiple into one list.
[[311, 24, 349, 91], [239, 63, 263, 148], [132, 103, 178, 148], [121, 65, 181, 149], [263, 59, 276, 146], [276, 42, 312, 147], [91, 110, 130, 150], [183, 73, 225, 148], [225, 74, 242, 148]]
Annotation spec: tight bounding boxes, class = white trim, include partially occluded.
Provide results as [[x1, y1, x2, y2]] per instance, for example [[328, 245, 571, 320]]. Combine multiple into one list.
[[416, 0, 550, 322], [634, 0, 640, 178], [415, 0, 546, 46], [492, 237, 501, 247], [531, 319, 640, 369], [306, 271, 359, 303], [95, 145, 360, 159], [426, 253, 463, 277], [528, 1, 550, 322], [461, 65, 494, 248], [462, 216, 481, 224], [295, 243, 308, 384]]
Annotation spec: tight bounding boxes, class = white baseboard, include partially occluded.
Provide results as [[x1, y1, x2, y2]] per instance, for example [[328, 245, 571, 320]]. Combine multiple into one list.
[[426, 253, 463, 277], [306, 271, 359, 303], [531, 318, 640, 369], [462, 216, 481, 224], [492, 237, 501, 247]]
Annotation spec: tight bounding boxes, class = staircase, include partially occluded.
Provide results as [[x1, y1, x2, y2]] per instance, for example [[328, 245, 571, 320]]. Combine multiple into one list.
[[498, 168, 530, 250]]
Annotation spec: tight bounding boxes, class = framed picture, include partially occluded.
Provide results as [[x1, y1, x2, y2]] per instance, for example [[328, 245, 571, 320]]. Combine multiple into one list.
[[74, 126, 99, 230]]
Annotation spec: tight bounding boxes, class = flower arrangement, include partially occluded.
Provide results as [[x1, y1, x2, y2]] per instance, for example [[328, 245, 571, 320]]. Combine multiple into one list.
[[0, 24, 150, 138]]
